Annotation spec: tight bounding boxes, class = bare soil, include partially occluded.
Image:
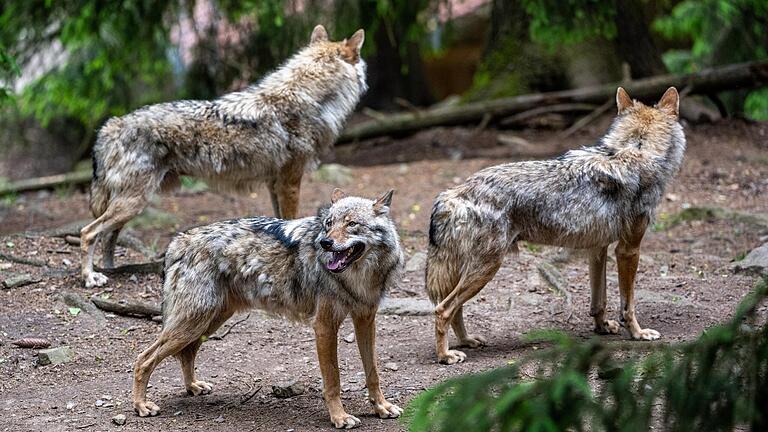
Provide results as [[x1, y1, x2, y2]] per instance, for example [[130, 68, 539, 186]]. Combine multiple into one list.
[[1, 118, 767, 432]]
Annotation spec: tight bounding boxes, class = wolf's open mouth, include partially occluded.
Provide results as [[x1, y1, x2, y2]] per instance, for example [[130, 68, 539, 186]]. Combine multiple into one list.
[[325, 242, 365, 273]]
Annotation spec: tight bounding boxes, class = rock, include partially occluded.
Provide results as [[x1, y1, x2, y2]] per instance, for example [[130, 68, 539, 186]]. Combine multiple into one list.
[[343, 332, 355, 343], [312, 163, 353, 185], [0, 262, 12, 270], [61, 292, 106, 323], [519, 293, 542, 306], [536, 261, 568, 296], [378, 298, 433, 316], [383, 362, 399, 371], [214, 415, 225, 423], [37, 346, 74, 366], [272, 381, 305, 399], [111, 414, 126, 425], [733, 243, 768, 276], [2, 273, 42, 289], [129, 274, 138, 283], [405, 252, 427, 273]]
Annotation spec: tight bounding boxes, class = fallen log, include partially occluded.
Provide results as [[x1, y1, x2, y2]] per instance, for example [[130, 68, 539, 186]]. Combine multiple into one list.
[[90, 295, 161, 318], [337, 61, 768, 143], [0, 170, 91, 195]]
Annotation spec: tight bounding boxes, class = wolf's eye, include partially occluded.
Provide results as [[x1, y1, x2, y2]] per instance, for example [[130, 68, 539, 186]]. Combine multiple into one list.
[[348, 221, 357, 228], [324, 218, 332, 229]]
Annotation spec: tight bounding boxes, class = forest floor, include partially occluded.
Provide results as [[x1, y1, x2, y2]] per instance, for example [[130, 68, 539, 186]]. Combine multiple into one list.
[[1, 117, 767, 432]]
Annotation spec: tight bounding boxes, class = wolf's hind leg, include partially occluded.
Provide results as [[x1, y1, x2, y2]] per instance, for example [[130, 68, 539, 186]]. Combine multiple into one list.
[[81, 198, 146, 288], [616, 217, 659, 340], [589, 246, 621, 335], [101, 226, 123, 269], [133, 330, 198, 417], [450, 305, 487, 348], [435, 258, 502, 365], [177, 310, 234, 396]]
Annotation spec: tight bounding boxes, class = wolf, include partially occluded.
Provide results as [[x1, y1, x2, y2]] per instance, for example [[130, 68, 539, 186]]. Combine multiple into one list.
[[132, 189, 404, 429], [426, 87, 685, 364], [80, 25, 367, 288]]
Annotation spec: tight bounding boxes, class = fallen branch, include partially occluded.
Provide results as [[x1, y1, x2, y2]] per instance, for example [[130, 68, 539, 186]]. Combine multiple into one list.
[[90, 295, 161, 318], [0, 252, 46, 267], [560, 99, 615, 138], [338, 61, 768, 143], [0, 170, 91, 195], [95, 260, 163, 275], [209, 313, 251, 340], [499, 103, 597, 127]]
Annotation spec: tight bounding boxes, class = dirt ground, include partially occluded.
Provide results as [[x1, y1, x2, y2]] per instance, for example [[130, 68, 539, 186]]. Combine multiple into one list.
[[1, 118, 767, 432]]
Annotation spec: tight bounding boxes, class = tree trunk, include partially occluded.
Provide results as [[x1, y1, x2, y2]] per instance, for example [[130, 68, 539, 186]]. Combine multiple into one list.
[[612, 0, 668, 79]]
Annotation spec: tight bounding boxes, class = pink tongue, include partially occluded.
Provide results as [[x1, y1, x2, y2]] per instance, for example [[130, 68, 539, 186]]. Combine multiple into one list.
[[327, 253, 346, 270]]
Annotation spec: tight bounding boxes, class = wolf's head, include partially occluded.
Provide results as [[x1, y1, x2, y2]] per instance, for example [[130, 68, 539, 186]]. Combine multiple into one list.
[[602, 87, 685, 160], [305, 24, 368, 94], [316, 188, 400, 274]]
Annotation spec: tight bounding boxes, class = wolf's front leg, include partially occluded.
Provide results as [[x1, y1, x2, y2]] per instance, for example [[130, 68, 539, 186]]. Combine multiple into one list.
[[352, 308, 402, 420], [589, 246, 621, 335], [314, 304, 360, 429], [616, 218, 660, 341]]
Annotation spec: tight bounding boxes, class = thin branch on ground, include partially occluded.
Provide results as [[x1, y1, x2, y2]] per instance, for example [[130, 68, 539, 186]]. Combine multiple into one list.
[[209, 313, 251, 340]]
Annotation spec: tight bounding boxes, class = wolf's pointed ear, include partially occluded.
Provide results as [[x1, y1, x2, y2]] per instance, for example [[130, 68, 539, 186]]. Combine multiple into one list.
[[346, 29, 365, 54], [331, 188, 346, 203], [657, 87, 680, 118], [372, 189, 394, 214], [310, 25, 329, 44], [616, 87, 634, 114]]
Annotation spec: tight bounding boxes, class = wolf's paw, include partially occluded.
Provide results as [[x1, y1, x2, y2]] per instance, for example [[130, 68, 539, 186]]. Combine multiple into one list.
[[186, 380, 213, 396], [595, 319, 621, 335], [458, 335, 487, 348], [134, 400, 160, 417], [372, 400, 402, 419], [84, 272, 108, 288], [438, 349, 466, 365], [633, 328, 661, 341], [331, 413, 361, 429]]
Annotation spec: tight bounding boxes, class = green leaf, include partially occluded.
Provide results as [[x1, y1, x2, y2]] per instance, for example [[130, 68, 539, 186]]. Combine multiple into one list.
[[68, 307, 81, 316]]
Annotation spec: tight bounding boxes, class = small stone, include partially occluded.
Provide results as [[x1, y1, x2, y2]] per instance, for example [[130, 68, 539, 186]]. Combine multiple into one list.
[[95, 399, 105, 407], [311, 163, 353, 185], [384, 362, 399, 371], [214, 415, 225, 423], [272, 381, 305, 399], [66, 401, 76, 410], [62, 258, 72, 267], [111, 414, 126, 425], [378, 298, 433, 316], [129, 274, 138, 283], [343, 333, 355, 343], [37, 346, 74, 366], [405, 252, 427, 273], [2, 274, 42, 289], [733, 243, 768, 276], [0, 263, 12, 270]]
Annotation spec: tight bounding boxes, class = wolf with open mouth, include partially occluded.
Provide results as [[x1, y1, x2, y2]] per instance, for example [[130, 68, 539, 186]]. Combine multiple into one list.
[[132, 189, 403, 429]]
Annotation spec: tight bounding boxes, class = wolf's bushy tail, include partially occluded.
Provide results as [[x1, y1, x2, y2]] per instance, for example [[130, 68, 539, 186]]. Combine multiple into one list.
[[425, 199, 460, 305]]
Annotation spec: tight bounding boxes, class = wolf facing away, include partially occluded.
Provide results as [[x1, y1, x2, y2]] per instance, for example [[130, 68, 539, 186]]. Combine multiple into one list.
[[80, 25, 367, 288], [426, 87, 686, 364], [132, 189, 404, 429]]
